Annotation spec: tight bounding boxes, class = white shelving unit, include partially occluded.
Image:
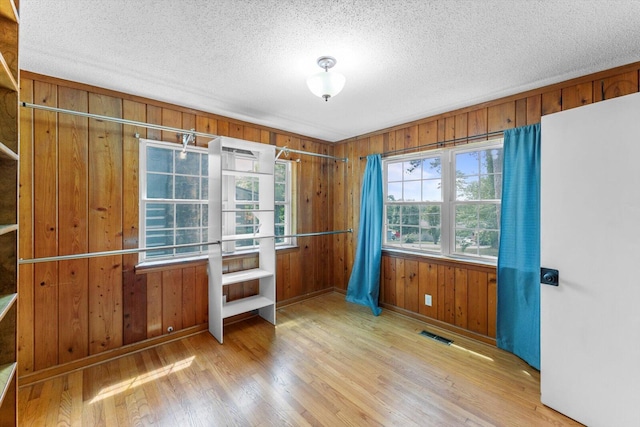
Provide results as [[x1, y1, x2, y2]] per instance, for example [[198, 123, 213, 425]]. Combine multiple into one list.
[[208, 136, 276, 344]]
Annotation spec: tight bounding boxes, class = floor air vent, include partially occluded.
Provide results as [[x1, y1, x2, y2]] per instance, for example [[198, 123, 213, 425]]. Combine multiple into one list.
[[420, 330, 453, 345]]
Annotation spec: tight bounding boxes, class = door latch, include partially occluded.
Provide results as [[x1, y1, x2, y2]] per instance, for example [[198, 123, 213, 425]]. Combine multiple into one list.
[[540, 267, 559, 286]]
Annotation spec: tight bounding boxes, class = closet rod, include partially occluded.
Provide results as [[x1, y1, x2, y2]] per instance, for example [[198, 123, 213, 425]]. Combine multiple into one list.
[[21, 102, 348, 162], [359, 130, 505, 160], [18, 240, 222, 264]]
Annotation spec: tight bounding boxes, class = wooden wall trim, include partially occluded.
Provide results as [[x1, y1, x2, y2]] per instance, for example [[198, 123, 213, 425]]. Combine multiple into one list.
[[382, 250, 496, 274], [337, 60, 640, 143], [20, 70, 333, 146], [19, 324, 208, 386]]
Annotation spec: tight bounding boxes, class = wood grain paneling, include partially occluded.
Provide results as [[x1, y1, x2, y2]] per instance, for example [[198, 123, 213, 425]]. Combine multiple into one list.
[[57, 86, 89, 364], [20, 72, 335, 378], [88, 94, 123, 355], [18, 60, 640, 379], [33, 81, 58, 370]]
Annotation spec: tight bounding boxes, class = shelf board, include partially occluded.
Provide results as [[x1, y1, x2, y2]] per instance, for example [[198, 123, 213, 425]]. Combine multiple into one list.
[[0, 141, 17, 160], [222, 268, 273, 286], [222, 295, 274, 319], [0, 224, 17, 236], [0, 362, 16, 407], [0, 293, 16, 323], [222, 169, 271, 178], [0, 52, 17, 92], [0, 0, 18, 23]]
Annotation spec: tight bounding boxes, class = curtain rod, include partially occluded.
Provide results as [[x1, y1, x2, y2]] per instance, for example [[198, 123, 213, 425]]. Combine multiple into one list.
[[359, 130, 505, 160], [21, 102, 348, 163]]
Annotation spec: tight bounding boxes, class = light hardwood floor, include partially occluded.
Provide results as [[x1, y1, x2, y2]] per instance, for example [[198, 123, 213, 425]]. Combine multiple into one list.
[[18, 292, 581, 426]]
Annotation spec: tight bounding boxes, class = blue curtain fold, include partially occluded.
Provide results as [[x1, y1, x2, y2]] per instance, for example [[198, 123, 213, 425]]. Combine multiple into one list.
[[346, 154, 383, 316], [497, 123, 541, 369]]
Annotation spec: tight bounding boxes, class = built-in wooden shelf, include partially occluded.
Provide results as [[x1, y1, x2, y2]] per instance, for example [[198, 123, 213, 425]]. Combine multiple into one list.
[[0, 294, 16, 322], [222, 295, 274, 319], [0, 142, 17, 160], [222, 268, 273, 286], [0, 225, 17, 237]]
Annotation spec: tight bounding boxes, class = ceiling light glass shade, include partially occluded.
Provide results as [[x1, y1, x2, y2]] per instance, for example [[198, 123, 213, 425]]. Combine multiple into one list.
[[306, 71, 346, 101]]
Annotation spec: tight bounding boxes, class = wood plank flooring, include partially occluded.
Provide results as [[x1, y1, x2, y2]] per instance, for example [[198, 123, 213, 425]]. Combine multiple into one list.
[[18, 292, 581, 426]]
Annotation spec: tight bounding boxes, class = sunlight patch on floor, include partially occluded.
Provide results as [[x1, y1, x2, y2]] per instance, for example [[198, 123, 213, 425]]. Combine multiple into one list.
[[90, 356, 195, 403], [450, 344, 495, 362]]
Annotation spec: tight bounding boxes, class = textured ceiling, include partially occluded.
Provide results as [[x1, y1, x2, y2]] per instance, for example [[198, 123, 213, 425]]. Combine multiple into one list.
[[20, 0, 640, 142]]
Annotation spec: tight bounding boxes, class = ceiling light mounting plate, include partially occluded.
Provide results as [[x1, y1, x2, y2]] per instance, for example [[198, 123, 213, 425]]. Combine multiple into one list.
[[317, 56, 337, 71]]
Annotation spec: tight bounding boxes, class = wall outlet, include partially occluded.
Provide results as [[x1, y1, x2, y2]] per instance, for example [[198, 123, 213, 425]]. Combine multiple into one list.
[[425, 294, 432, 306]]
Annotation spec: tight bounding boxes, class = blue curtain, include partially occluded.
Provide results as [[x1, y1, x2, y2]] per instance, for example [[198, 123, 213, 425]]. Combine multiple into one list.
[[497, 123, 541, 369], [346, 154, 383, 316]]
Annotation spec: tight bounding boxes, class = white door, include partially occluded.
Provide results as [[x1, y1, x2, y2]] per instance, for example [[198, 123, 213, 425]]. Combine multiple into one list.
[[540, 92, 640, 426]]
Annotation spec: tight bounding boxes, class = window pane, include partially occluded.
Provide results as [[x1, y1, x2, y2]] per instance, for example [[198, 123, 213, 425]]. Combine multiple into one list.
[[176, 204, 200, 228], [236, 212, 256, 226], [456, 205, 478, 228], [420, 205, 441, 230], [147, 147, 173, 173], [275, 205, 285, 225], [203, 205, 209, 227], [401, 226, 419, 244], [175, 176, 200, 199], [147, 173, 173, 199], [454, 229, 475, 253], [176, 229, 200, 254], [236, 177, 257, 200], [422, 179, 441, 201], [403, 160, 422, 179], [404, 181, 421, 201], [201, 155, 208, 176], [401, 205, 419, 226], [236, 225, 256, 235], [387, 182, 402, 201], [275, 225, 285, 237], [456, 151, 478, 176], [457, 176, 479, 200], [146, 229, 174, 257], [387, 162, 403, 181], [479, 174, 501, 200], [176, 152, 199, 175], [275, 163, 286, 181], [422, 158, 441, 178], [480, 149, 501, 174], [146, 203, 174, 229], [275, 183, 286, 202], [478, 231, 500, 258], [478, 204, 499, 229], [201, 177, 208, 200]]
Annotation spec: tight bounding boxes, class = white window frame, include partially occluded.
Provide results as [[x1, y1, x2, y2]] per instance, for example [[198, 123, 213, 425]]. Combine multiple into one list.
[[139, 139, 209, 263], [383, 138, 503, 263], [139, 139, 294, 264]]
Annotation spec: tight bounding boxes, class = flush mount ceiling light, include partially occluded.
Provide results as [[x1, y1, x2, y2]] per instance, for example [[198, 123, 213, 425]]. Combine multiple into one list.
[[306, 56, 346, 101]]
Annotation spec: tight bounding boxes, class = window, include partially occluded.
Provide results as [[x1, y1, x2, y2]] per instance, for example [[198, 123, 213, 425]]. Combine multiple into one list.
[[140, 139, 293, 263], [383, 139, 503, 261]]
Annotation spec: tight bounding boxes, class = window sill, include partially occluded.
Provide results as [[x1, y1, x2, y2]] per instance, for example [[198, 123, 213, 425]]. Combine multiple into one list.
[[135, 245, 300, 274], [381, 248, 497, 271]]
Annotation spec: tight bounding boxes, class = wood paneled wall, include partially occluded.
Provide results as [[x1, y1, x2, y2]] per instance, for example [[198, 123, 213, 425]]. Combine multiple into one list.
[[332, 63, 640, 343], [18, 73, 333, 380], [18, 62, 640, 379]]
